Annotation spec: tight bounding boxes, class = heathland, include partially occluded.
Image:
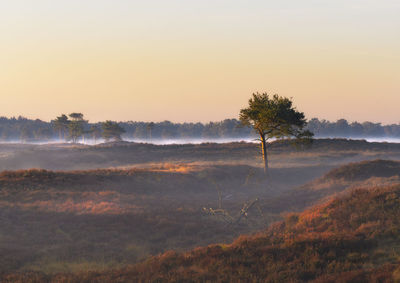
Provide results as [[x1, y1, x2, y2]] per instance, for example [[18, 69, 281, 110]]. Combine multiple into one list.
[[0, 139, 399, 282]]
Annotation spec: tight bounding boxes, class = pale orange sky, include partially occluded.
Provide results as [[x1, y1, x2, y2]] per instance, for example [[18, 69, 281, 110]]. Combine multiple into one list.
[[0, 1, 399, 124]]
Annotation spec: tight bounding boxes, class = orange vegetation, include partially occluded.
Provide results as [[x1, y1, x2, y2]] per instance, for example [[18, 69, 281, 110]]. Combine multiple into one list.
[[2, 183, 399, 282]]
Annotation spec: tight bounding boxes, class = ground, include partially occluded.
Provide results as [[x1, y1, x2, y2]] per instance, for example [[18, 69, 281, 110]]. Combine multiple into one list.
[[0, 139, 399, 279]]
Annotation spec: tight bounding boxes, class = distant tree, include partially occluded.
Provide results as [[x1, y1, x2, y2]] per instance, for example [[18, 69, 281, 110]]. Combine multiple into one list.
[[20, 126, 32, 142], [146, 122, 155, 140], [219, 119, 238, 138], [101, 121, 126, 142], [350, 122, 364, 137], [35, 127, 52, 141], [53, 114, 70, 141], [1, 128, 9, 141], [385, 124, 400, 137], [240, 93, 313, 174], [202, 122, 220, 138], [335, 119, 350, 136], [159, 120, 178, 139], [68, 113, 86, 143], [69, 113, 84, 121], [89, 125, 102, 144], [179, 122, 204, 138], [362, 122, 384, 136], [133, 124, 147, 139]]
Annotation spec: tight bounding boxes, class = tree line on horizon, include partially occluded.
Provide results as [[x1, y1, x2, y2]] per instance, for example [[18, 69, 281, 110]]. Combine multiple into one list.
[[52, 113, 126, 143], [0, 115, 398, 143], [0, 114, 125, 143]]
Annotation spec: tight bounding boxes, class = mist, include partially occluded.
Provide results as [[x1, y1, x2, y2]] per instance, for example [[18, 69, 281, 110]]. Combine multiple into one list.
[[1, 135, 400, 147]]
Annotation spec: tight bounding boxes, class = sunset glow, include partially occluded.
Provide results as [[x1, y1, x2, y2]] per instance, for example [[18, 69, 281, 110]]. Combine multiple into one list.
[[1, 1, 399, 123]]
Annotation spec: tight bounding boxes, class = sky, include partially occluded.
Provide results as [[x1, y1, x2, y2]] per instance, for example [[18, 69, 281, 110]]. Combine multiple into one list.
[[0, 0, 399, 124]]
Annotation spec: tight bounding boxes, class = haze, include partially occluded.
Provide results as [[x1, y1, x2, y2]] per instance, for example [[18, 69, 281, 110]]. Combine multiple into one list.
[[1, 0, 399, 123]]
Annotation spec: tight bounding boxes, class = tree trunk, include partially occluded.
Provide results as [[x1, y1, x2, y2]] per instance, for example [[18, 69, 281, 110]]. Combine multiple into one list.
[[260, 135, 268, 174]]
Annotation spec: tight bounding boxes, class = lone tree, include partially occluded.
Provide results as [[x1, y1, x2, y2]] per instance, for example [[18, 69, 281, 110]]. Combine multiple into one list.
[[101, 121, 126, 142], [240, 93, 313, 174]]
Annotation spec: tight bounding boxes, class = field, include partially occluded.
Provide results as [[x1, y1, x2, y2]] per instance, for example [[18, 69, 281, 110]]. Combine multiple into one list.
[[0, 139, 399, 281]]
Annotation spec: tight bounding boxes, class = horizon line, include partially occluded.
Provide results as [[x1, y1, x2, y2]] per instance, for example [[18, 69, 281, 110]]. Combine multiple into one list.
[[0, 114, 398, 126]]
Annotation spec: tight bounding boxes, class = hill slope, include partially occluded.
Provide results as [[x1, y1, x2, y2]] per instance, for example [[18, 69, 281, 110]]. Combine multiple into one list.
[[322, 159, 400, 181], [263, 159, 400, 213], [0, 164, 273, 275], [95, 184, 400, 282], [4, 183, 400, 282]]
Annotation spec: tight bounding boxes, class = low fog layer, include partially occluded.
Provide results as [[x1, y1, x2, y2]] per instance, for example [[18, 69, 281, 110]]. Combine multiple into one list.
[[64, 136, 400, 145], [1, 136, 400, 146]]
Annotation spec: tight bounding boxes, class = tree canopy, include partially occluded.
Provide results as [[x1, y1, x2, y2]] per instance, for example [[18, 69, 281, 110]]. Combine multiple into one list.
[[53, 114, 69, 140], [240, 93, 313, 173], [240, 93, 312, 140], [68, 113, 86, 143], [101, 121, 126, 142]]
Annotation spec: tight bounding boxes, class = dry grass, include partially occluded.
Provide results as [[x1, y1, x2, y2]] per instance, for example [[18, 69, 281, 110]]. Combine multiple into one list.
[[5, 183, 399, 282], [0, 140, 399, 279]]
